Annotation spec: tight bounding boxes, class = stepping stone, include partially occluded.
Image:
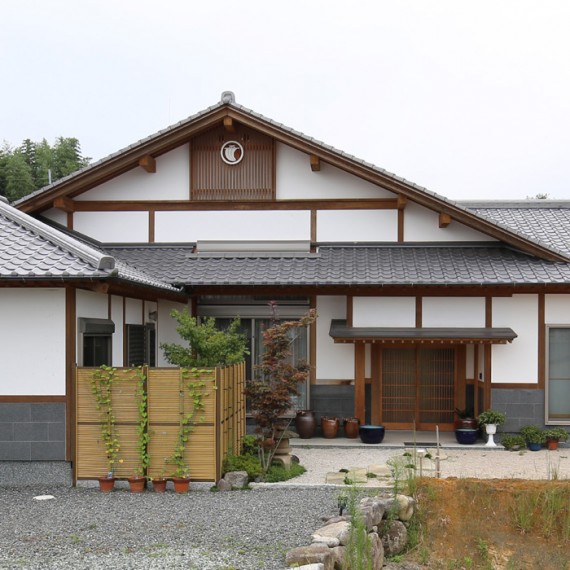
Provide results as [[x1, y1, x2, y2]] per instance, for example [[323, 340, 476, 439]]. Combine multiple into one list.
[[346, 468, 368, 484], [367, 464, 391, 478], [326, 472, 347, 484]]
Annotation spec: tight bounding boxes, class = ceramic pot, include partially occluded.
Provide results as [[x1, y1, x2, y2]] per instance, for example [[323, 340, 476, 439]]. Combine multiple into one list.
[[454, 418, 478, 430], [359, 425, 386, 444], [321, 417, 339, 438], [546, 439, 559, 451], [528, 442, 542, 451], [343, 418, 360, 439], [455, 428, 478, 445], [484, 423, 498, 447], [152, 478, 167, 493], [172, 477, 190, 493], [127, 476, 146, 493], [98, 476, 116, 493], [295, 410, 317, 439]]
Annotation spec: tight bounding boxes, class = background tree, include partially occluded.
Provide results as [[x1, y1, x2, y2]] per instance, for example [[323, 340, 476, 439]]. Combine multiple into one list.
[[0, 137, 90, 201]]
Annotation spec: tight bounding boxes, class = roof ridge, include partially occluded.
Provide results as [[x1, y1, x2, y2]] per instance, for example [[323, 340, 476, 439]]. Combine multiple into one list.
[[0, 200, 115, 271]]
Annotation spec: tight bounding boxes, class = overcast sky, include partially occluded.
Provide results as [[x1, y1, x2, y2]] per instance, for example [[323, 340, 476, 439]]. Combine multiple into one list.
[[2, 1, 570, 200]]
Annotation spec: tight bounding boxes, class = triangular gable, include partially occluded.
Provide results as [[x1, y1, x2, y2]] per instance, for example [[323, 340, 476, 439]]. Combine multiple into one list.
[[14, 92, 568, 262]]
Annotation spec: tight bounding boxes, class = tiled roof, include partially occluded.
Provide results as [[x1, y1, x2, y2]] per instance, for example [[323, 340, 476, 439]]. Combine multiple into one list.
[[105, 244, 570, 287], [463, 201, 570, 258], [0, 199, 180, 291], [0, 199, 113, 279]]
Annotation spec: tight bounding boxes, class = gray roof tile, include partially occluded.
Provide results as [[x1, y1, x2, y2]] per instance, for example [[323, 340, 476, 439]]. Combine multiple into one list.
[[104, 244, 570, 287]]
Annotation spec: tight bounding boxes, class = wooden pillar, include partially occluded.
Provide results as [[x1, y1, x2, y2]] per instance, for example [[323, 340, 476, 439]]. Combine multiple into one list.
[[371, 344, 381, 424], [484, 297, 493, 409], [354, 343, 366, 424]]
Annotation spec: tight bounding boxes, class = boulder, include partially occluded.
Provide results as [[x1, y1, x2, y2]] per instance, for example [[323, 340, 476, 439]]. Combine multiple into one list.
[[367, 531, 384, 570], [311, 535, 340, 547], [223, 470, 249, 489], [359, 496, 385, 526], [312, 521, 351, 546], [216, 478, 232, 492], [379, 520, 408, 556], [395, 494, 415, 522], [285, 545, 333, 570], [330, 546, 346, 569]]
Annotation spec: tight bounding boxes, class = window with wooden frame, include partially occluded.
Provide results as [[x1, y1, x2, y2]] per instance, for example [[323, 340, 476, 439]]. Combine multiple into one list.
[[126, 324, 156, 367], [190, 125, 274, 201], [546, 326, 570, 424]]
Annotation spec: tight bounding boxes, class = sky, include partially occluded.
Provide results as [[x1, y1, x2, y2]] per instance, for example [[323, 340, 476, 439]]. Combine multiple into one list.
[[2, 0, 570, 201]]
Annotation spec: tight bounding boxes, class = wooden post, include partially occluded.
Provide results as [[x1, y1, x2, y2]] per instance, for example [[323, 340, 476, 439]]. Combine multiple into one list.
[[355, 343, 366, 424]]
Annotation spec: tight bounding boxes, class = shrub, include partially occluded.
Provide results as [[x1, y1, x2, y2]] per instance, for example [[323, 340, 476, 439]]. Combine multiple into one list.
[[501, 434, 527, 450], [520, 425, 546, 444]]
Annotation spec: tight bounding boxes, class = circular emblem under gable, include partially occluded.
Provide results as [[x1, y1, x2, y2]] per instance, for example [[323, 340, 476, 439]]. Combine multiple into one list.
[[220, 140, 244, 165]]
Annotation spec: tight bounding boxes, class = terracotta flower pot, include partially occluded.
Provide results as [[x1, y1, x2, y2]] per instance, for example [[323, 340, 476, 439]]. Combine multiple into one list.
[[152, 478, 167, 493], [343, 418, 360, 438], [172, 477, 190, 493], [321, 417, 339, 439], [98, 476, 116, 493], [295, 410, 317, 439], [127, 476, 146, 493], [546, 439, 559, 451]]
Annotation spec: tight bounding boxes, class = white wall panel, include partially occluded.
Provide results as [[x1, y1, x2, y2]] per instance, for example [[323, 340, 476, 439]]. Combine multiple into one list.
[[316, 296, 354, 380], [317, 210, 398, 242], [155, 210, 310, 242], [74, 211, 148, 243], [0, 289, 66, 395], [125, 298, 143, 324], [545, 295, 570, 324], [404, 202, 496, 242], [423, 297, 485, 327], [276, 143, 393, 199], [157, 300, 189, 367], [110, 295, 124, 367], [492, 295, 538, 384], [76, 145, 190, 201], [353, 297, 415, 327], [41, 207, 68, 226]]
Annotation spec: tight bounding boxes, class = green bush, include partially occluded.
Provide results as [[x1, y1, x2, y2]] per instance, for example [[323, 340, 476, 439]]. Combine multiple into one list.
[[264, 463, 306, 482], [501, 434, 527, 450], [223, 454, 263, 481]]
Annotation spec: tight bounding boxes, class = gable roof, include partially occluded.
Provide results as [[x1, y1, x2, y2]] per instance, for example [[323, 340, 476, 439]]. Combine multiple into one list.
[[13, 93, 569, 263]]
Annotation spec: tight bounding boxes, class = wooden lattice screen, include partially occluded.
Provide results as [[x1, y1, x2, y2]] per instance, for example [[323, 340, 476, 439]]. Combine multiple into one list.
[[75, 363, 245, 483]]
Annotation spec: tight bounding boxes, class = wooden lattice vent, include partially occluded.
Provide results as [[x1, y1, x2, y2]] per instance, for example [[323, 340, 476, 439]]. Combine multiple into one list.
[[191, 124, 274, 201]]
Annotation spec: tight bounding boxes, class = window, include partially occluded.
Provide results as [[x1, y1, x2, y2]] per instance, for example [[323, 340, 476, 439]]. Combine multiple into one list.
[[79, 318, 114, 367], [126, 324, 156, 367], [546, 326, 570, 424]]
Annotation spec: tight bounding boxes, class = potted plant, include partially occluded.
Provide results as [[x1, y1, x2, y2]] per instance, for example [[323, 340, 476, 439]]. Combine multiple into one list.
[[454, 408, 477, 430], [128, 367, 149, 493], [520, 425, 546, 451], [91, 365, 121, 492], [477, 410, 507, 447], [543, 427, 568, 450], [500, 434, 527, 451]]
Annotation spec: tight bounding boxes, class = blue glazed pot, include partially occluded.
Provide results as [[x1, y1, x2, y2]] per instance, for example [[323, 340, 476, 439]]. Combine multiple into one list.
[[528, 442, 542, 451], [359, 425, 385, 444], [455, 428, 479, 445]]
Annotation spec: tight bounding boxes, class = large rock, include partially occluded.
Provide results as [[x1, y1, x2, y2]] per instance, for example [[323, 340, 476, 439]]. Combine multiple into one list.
[[379, 520, 408, 556], [383, 563, 422, 570], [286, 545, 333, 570], [216, 478, 232, 492], [311, 535, 340, 547], [223, 470, 249, 489], [367, 531, 384, 570], [359, 496, 386, 527], [395, 494, 415, 522], [330, 546, 346, 569], [295, 565, 325, 570], [312, 521, 351, 545]]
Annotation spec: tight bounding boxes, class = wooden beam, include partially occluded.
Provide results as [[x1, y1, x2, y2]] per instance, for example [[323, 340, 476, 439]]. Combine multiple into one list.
[[355, 343, 366, 424], [223, 117, 236, 133], [310, 154, 321, 171], [53, 196, 75, 212], [397, 194, 407, 209], [439, 212, 452, 228], [139, 155, 156, 173]]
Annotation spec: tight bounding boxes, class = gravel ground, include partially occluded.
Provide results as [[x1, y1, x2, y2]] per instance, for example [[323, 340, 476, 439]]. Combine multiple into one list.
[[0, 485, 340, 570], [2, 446, 569, 570]]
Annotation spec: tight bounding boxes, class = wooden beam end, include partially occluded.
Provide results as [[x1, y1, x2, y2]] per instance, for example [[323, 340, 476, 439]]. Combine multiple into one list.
[[139, 155, 156, 173], [223, 117, 236, 133], [53, 196, 75, 213], [397, 194, 407, 209], [439, 212, 452, 228], [310, 154, 321, 172]]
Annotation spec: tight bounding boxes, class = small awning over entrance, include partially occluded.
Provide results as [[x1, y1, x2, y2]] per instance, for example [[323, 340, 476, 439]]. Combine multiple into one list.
[[329, 320, 517, 344]]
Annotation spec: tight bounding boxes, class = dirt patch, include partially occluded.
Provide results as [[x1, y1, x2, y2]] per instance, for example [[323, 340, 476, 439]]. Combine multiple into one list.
[[404, 478, 570, 570]]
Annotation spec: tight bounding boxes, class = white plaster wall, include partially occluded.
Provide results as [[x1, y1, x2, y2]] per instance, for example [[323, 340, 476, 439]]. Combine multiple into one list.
[[41, 207, 68, 226], [422, 297, 485, 327], [404, 202, 497, 242], [155, 210, 310, 242], [74, 211, 148, 243], [545, 295, 570, 324], [492, 295, 538, 384], [110, 295, 124, 367], [316, 296, 354, 380], [276, 143, 393, 200], [76, 145, 190, 201], [353, 297, 416, 327], [317, 210, 398, 242], [157, 300, 189, 367], [125, 298, 143, 325], [0, 289, 66, 395]]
